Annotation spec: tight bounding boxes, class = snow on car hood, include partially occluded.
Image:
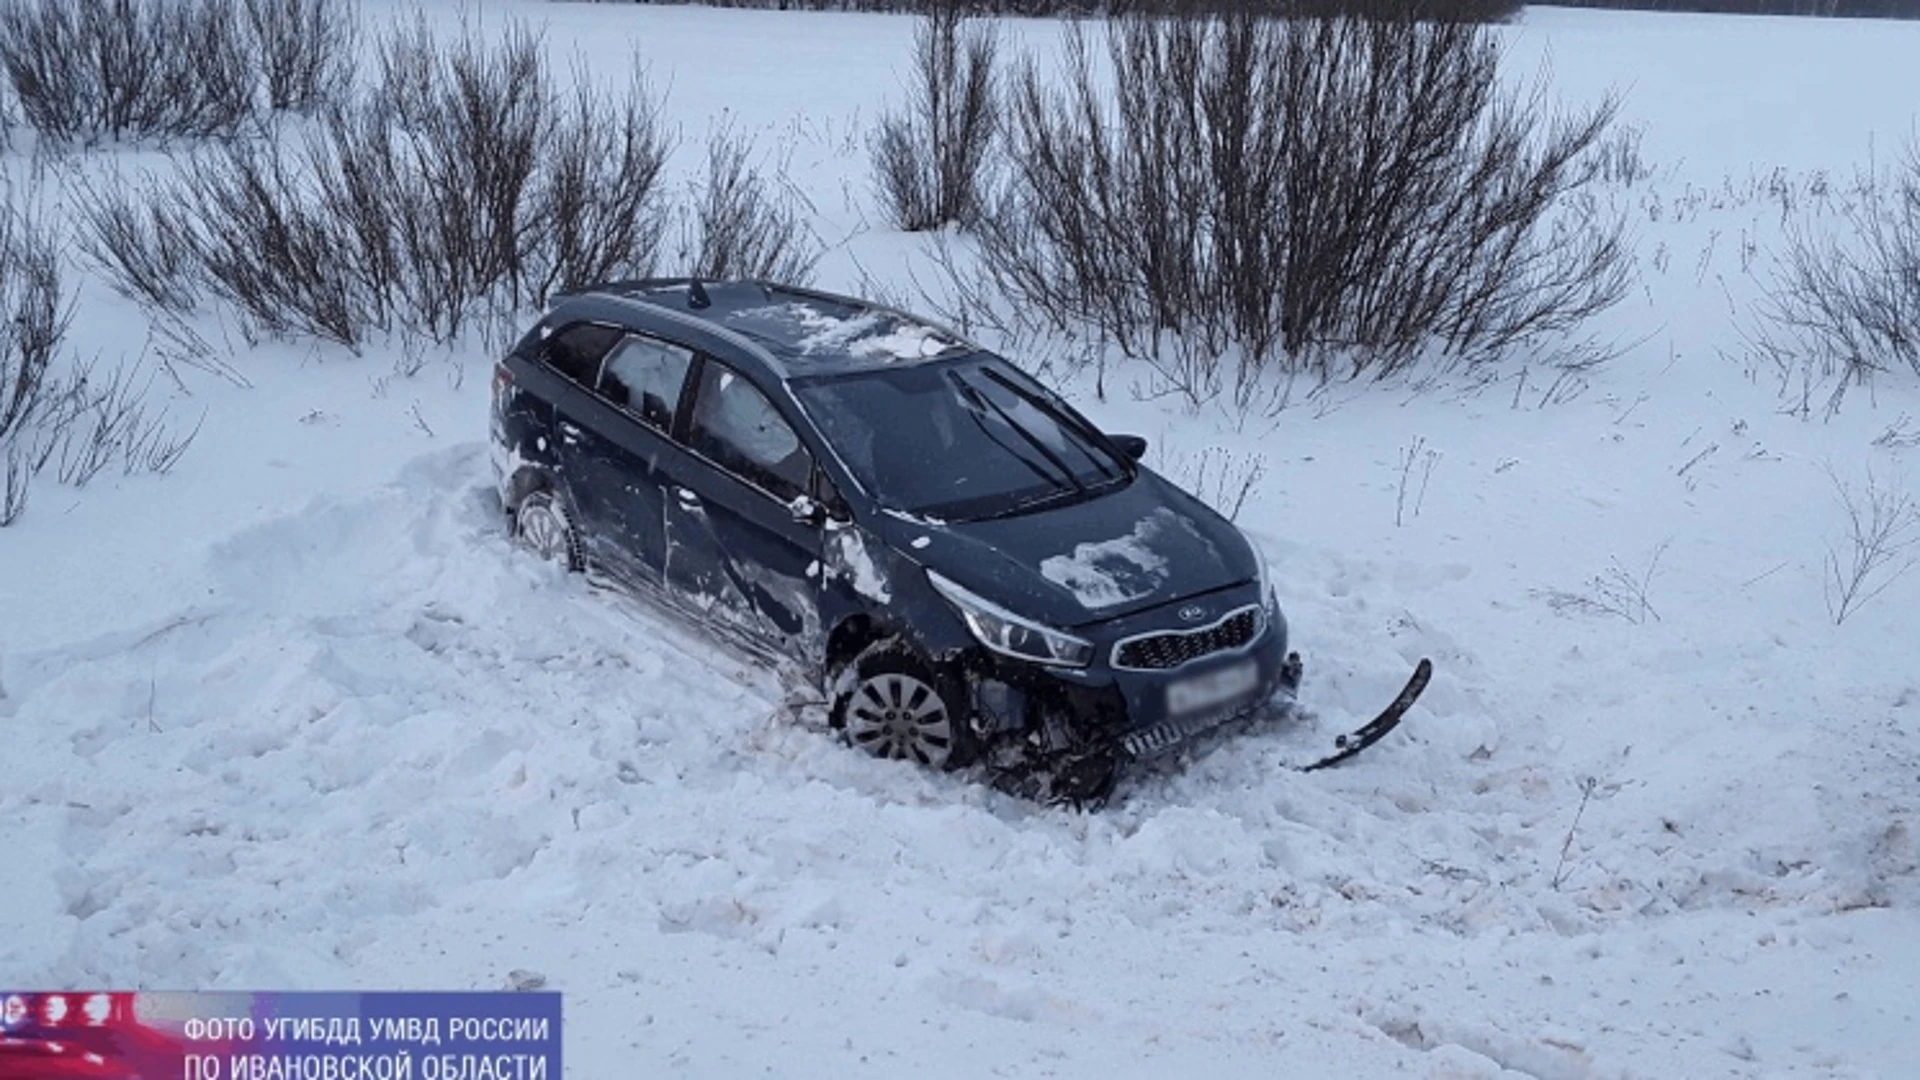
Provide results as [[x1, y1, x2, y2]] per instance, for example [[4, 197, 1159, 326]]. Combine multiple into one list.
[[878, 472, 1255, 629]]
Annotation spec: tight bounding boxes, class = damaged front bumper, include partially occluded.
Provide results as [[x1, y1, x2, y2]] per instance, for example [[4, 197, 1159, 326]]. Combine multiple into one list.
[[960, 592, 1298, 769]]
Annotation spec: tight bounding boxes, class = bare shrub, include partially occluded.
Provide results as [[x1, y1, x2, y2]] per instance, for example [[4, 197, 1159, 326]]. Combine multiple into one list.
[[1534, 540, 1670, 624], [871, 0, 999, 231], [373, 18, 547, 337], [565, 0, 1525, 18], [146, 135, 376, 348], [681, 124, 820, 283], [1823, 466, 1920, 625], [1, 438, 27, 525], [0, 194, 66, 447], [1753, 141, 1920, 415], [1592, 120, 1654, 187], [76, 19, 675, 348], [0, 0, 259, 144], [527, 65, 674, 299], [1395, 435, 1441, 527], [71, 171, 203, 315], [980, 12, 1628, 405], [242, 0, 358, 113], [0, 192, 193, 525], [1162, 446, 1268, 521]]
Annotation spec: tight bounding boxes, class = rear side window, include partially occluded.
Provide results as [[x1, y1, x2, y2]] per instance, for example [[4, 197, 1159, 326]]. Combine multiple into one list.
[[596, 335, 693, 431], [542, 322, 623, 386], [688, 362, 811, 502]]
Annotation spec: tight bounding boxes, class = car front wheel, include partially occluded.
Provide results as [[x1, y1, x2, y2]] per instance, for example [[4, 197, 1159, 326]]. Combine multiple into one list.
[[834, 643, 973, 770]]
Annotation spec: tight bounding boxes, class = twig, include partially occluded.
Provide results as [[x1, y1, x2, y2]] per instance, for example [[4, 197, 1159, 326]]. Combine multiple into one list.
[[1552, 776, 1599, 890]]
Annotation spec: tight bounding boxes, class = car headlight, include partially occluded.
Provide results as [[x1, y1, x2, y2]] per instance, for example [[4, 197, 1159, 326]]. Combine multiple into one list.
[[1241, 528, 1273, 605], [927, 569, 1094, 668]]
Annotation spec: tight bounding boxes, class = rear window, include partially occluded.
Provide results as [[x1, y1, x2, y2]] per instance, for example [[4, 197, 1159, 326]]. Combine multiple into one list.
[[542, 322, 623, 386]]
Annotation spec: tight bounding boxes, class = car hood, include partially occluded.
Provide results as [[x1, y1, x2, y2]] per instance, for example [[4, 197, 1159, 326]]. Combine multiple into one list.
[[874, 472, 1256, 629]]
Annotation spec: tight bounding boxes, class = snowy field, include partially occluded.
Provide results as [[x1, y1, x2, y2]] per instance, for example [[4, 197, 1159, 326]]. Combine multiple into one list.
[[5, 2, 1920, 1076]]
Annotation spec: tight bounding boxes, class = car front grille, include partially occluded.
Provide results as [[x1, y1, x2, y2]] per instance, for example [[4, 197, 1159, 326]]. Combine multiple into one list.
[[1112, 604, 1263, 671]]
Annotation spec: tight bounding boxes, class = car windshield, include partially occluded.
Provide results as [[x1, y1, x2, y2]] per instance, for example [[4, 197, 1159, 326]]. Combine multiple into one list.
[[793, 355, 1130, 521]]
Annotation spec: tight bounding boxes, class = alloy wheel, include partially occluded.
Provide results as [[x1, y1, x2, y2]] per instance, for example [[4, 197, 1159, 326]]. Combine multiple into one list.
[[844, 671, 954, 768]]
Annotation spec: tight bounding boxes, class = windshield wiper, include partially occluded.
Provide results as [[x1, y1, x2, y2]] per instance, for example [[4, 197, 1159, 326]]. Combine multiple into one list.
[[980, 368, 1124, 486], [950, 378, 1066, 491], [954, 372, 1088, 496]]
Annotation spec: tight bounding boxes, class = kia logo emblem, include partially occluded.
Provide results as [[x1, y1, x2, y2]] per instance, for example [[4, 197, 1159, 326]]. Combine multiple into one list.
[[1178, 605, 1207, 622]]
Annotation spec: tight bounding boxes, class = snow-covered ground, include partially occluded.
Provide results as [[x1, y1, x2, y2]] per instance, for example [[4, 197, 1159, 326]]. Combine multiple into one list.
[[5, 4, 1920, 1076]]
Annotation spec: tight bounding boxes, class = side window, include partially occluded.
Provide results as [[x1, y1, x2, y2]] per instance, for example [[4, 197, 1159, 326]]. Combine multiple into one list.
[[687, 361, 811, 501], [542, 322, 623, 386], [595, 335, 693, 431]]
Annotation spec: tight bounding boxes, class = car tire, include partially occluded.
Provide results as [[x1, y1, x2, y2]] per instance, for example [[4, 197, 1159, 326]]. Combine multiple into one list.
[[833, 641, 974, 771], [513, 488, 581, 571]]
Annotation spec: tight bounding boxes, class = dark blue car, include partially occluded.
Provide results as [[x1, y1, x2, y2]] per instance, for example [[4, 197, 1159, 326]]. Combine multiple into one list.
[[489, 280, 1298, 801]]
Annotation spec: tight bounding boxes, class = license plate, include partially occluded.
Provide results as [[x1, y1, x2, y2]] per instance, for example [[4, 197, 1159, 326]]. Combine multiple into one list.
[[1166, 660, 1259, 716]]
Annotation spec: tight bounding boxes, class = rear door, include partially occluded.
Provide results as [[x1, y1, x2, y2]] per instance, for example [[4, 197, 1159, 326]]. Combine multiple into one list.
[[560, 332, 696, 587], [661, 358, 823, 652]]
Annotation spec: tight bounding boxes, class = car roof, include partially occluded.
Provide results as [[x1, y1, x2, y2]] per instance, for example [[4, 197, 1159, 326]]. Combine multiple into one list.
[[557, 279, 977, 380]]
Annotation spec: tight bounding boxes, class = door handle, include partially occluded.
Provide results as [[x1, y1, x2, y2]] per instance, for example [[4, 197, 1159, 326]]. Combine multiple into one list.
[[673, 486, 701, 509]]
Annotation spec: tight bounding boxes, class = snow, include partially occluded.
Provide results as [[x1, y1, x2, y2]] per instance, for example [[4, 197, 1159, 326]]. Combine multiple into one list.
[[749, 300, 956, 362], [826, 525, 891, 604], [1038, 508, 1177, 612], [4, 3, 1920, 1077]]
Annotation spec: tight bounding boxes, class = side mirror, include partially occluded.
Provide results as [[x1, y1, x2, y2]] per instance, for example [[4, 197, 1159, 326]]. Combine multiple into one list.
[[1110, 433, 1149, 461], [788, 493, 827, 526]]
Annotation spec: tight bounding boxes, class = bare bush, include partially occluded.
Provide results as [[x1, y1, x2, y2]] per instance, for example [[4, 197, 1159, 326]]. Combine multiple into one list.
[[0, 194, 66, 447], [179, 136, 384, 347], [1824, 466, 1920, 625], [0, 193, 193, 525], [242, 0, 358, 113], [1534, 540, 1670, 624], [1753, 141, 1920, 414], [1, 438, 27, 525], [979, 12, 1628, 404], [0, 0, 259, 144], [681, 124, 820, 283], [71, 171, 205, 316], [527, 66, 674, 300], [871, 0, 999, 231], [566, 0, 1525, 18], [1162, 445, 1267, 521], [75, 20, 675, 348], [1395, 435, 1441, 527]]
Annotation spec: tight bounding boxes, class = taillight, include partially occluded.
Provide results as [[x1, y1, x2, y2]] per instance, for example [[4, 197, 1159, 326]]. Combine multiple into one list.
[[493, 363, 512, 395]]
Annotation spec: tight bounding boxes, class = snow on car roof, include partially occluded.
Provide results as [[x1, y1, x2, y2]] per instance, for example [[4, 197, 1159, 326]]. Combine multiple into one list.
[[584, 280, 971, 376]]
